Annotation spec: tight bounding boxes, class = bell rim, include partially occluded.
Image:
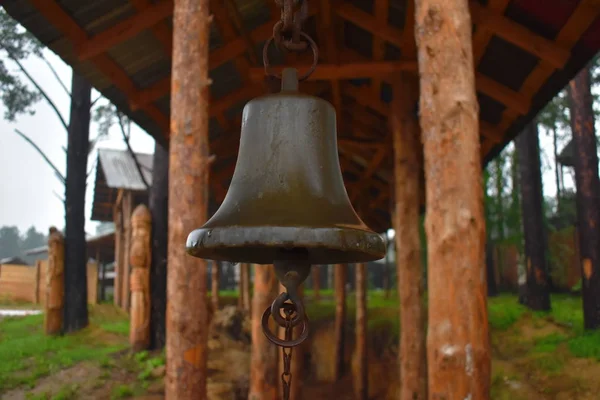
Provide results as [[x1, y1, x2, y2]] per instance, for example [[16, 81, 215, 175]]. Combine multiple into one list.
[[186, 225, 386, 265]]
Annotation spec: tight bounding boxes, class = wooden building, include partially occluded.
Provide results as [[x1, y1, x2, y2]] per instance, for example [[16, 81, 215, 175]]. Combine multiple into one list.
[[91, 148, 152, 309], [3, 0, 600, 398]]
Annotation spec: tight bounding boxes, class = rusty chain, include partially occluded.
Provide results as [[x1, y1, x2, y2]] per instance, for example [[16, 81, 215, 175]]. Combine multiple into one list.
[[281, 311, 294, 400], [263, 0, 319, 81]]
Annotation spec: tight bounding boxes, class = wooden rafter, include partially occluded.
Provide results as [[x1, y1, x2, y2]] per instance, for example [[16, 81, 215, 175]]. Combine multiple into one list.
[[372, 0, 389, 97], [129, 0, 173, 55], [27, 0, 169, 133], [76, 1, 174, 61]]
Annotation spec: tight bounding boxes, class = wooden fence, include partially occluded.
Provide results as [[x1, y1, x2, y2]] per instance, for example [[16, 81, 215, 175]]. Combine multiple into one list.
[[493, 226, 581, 291], [0, 261, 99, 304]]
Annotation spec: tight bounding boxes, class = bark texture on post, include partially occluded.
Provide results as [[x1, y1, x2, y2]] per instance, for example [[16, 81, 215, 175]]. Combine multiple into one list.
[[414, 0, 491, 398], [63, 71, 91, 333], [355, 263, 368, 400], [166, 0, 211, 398], [249, 264, 278, 400], [45, 227, 64, 335], [211, 261, 220, 310], [333, 263, 347, 381], [149, 143, 168, 350], [516, 121, 551, 311], [129, 205, 152, 352], [391, 76, 427, 400], [567, 66, 600, 330]]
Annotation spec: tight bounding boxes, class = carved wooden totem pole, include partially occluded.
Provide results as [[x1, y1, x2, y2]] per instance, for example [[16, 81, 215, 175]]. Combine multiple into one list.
[[129, 204, 152, 352], [45, 226, 65, 335]]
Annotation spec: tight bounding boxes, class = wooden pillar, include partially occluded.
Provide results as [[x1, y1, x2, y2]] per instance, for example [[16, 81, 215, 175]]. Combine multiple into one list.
[[241, 263, 251, 312], [312, 268, 320, 301], [414, 0, 491, 398], [333, 263, 347, 381], [121, 191, 133, 311], [279, 283, 305, 400], [166, 0, 211, 397], [45, 226, 64, 335], [129, 204, 152, 352], [211, 261, 220, 310], [354, 263, 368, 400], [249, 264, 278, 399], [392, 75, 427, 400], [113, 191, 124, 307], [567, 66, 600, 330]]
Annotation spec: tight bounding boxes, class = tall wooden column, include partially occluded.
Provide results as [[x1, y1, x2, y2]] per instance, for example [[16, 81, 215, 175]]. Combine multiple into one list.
[[166, 0, 211, 398], [113, 195, 124, 307], [414, 0, 491, 398], [333, 263, 347, 381], [391, 75, 427, 400], [354, 263, 368, 400], [249, 264, 278, 399], [121, 191, 133, 311]]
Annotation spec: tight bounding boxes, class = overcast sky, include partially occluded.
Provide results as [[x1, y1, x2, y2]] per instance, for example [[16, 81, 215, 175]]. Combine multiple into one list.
[[0, 48, 577, 236]]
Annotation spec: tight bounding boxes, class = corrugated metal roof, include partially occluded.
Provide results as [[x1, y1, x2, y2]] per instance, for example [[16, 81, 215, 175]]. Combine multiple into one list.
[[97, 148, 153, 190]]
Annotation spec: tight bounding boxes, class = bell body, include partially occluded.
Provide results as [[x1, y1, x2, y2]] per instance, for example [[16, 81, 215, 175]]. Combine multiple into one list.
[[187, 77, 385, 264]]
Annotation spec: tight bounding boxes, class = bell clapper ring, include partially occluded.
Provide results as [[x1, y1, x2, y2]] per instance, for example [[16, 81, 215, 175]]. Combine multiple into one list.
[[261, 255, 312, 348]]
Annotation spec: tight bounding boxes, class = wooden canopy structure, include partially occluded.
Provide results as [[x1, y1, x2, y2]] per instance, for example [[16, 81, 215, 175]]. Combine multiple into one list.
[[3, 0, 600, 232]]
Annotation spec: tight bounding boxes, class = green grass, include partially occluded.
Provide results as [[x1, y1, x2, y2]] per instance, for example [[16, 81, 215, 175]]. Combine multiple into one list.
[[488, 295, 527, 330], [0, 306, 129, 392]]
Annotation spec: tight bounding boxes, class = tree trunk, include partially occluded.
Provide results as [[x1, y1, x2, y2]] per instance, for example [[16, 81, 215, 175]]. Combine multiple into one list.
[[121, 191, 133, 311], [552, 126, 562, 210], [149, 142, 168, 350], [240, 263, 251, 312], [312, 267, 320, 301], [414, 0, 491, 398], [333, 263, 347, 381], [354, 263, 367, 400], [495, 157, 505, 240], [567, 66, 600, 330], [63, 71, 91, 333], [249, 264, 279, 400], [516, 121, 551, 311], [391, 75, 427, 400], [486, 241, 498, 297], [211, 261, 220, 310], [166, 0, 210, 397]]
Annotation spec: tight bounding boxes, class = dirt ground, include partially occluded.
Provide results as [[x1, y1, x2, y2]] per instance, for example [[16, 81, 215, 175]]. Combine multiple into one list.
[[2, 296, 600, 399]]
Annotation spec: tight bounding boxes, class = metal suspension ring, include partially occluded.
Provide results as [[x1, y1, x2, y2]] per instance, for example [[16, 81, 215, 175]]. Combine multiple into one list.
[[261, 303, 310, 348], [263, 32, 319, 82]]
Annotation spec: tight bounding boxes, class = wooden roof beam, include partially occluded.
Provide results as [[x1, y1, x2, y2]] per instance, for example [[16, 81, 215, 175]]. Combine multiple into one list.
[[77, 0, 174, 61], [129, 0, 173, 55], [372, 0, 389, 98], [472, 0, 511, 64], [470, 2, 570, 69], [29, 0, 169, 134], [350, 147, 389, 202], [319, 0, 343, 120], [249, 61, 417, 82]]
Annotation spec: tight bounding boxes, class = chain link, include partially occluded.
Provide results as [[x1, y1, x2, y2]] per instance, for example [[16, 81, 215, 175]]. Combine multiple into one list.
[[280, 315, 294, 400], [272, 0, 308, 52]]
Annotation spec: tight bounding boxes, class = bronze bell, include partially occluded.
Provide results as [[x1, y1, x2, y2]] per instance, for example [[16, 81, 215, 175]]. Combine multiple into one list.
[[187, 69, 386, 265]]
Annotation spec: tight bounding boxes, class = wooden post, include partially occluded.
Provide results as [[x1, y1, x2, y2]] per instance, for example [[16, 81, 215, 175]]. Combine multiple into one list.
[[333, 263, 347, 381], [242, 263, 251, 312], [567, 66, 600, 330], [279, 283, 305, 400], [211, 261, 220, 310], [391, 75, 427, 400], [122, 191, 133, 311], [166, 0, 211, 397], [312, 268, 320, 301], [129, 204, 152, 352], [113, 192, 124, 307], [249, 264, 279, 399], [354, 262, 368, 400], [414, 0, 491, 398], [45, 227, 64, 335]]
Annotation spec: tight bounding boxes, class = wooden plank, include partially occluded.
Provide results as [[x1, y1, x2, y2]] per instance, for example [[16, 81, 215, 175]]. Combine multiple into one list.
[[77, 1, 174, 60], [129, 0, 173, 55]]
